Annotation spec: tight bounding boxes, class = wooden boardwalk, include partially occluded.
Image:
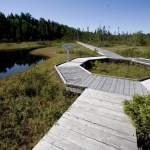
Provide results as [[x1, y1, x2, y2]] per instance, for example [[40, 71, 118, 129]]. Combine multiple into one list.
[[33, 42, 150, 150], [33, 89, 137, 150], [56, 57, 149, 96], [77, 41, 125, 59]]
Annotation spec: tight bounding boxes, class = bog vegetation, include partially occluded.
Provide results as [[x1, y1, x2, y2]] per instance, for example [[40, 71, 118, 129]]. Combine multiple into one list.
[[123, 95, 150, 149], [0, 42, 99, 150], [85, 60, 150, 79], [0, 11, 150, 150]]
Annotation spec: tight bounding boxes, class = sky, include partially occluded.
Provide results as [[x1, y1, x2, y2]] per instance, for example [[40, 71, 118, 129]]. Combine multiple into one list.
[[1, 0, 150, 34]]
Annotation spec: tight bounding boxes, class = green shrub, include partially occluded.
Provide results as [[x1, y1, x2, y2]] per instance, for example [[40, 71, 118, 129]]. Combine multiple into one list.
[[0, 68, 77, 150], [123, 94, 150, 149]]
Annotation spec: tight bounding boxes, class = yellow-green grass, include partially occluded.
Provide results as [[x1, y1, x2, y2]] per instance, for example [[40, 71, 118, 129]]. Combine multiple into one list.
[[101, 44, 150, 58], [88, 60, 150, 80], [0, 41, 55, 51], [0, 42, 99, 150]]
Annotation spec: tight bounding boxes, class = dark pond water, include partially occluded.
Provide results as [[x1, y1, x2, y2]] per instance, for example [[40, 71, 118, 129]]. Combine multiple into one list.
[[0, 50, 44, 79]]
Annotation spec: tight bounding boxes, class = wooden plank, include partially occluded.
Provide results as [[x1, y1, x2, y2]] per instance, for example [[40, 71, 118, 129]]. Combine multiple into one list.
[[81, 92, 125, 105], [61, 72, 88, 76], [64, 75, 88, 81], [141, 84, 149, 95], [43, 133, 83, 150], [89, 75, 104, 89], [134, 81, 143, 95], [33, 139, 61, 150], [101, 77, 114, 92], [77, 96, 124, 113], [124, 80, 130, 96], [84, 75, 97, 87], [64, 73, 86, 77], [68, 106, 135, 131], [84, 88, 131, 100], [63, 113, 137, 142], [66, 107, 135, 135], [49, 124, 116, 150], [96, 77, 107, 90], [79, 75, 93, 86], [72, 100, 132, 123], [87, 75, 101, 88], [62, 113, 137, 142], [118, 79, 125, 95], [66, 78, 84, 84], [58, 117, 137, 150], [114, 79, 124, 95], [129, 80, 135, 96], [109, 78, 118, 93]]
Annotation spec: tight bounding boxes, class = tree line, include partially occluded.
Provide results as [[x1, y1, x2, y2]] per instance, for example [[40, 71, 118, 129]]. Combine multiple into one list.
[[0, 12, 150, 46], [0, 12, 77, 42]]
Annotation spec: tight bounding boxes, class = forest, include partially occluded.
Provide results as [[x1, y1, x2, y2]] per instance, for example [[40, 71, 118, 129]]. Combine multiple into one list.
[[0, 12, 150, 47]]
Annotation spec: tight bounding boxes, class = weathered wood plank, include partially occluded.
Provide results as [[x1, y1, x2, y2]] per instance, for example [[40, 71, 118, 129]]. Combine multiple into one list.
[[72, 100, 131, 123], [83, 89, 131, 100], [66, 108, 135, 136], [109, 78, 118, 93], [87, 75, 102, 88], [77, 95, 124, 113], [81, 92, 124, 104], [79, 75, 93, 86], [134, 81, 143, 95], [43, 133, 83, 150], [124, 79, 130, 96], [49, 124, 116, 150], [141, 84, 149, 95], [68, 106, 135, 131], [63, 113, 137, 142], [101, 77, 114, 92], [114, 79, 124, 95], [129, 80, 135, 96], [118, 79, 125, 95], [84, 75, 97, 87], [58, 117, 137, 150], [96, 77, 107, 90], [33, 139, 61, 150]]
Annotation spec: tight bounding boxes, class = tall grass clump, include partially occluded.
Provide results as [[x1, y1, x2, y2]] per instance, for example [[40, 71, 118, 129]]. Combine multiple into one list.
[[123, 94, 150, 149], [85, 60, 150, 79], [0, 67, 78, 150]]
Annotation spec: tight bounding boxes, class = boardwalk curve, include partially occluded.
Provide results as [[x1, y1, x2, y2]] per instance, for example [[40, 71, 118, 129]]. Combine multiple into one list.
[[33, 42, 150, 150]]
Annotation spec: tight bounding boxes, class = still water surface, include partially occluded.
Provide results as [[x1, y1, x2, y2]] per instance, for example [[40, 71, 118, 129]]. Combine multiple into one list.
[[0, 50, 44, 79]]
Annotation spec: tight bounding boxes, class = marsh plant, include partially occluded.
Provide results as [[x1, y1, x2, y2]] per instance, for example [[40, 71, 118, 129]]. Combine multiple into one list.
[[0, 68, 78, 149], [87, 60, 150, 79], [123, 94, 150, 149]]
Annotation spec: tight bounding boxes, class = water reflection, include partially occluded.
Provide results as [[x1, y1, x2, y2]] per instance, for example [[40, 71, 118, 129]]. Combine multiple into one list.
[[0, 50, 44, 79]]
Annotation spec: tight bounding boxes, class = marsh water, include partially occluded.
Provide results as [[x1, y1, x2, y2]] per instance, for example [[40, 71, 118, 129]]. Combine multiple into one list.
[[0, 50, 44, 79]]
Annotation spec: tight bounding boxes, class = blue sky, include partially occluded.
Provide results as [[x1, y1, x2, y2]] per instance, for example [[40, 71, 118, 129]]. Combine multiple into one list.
[[1, 0, 150, 33]]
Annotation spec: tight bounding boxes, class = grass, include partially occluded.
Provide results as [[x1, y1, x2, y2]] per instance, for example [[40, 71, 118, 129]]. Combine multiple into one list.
[[123, 94, 150, 150], [0, 41, 99, 150], [0, 41, 54, 51], [85, 59, 150, 79], [100, 44, 150, 58]]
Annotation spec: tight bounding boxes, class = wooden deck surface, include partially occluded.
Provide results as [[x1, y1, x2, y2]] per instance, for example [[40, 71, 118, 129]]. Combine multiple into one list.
[[33, 89, 137, 150], [57, 60, 149, 96], [77, 41, 125, 59], [33, 42, 150, 150]]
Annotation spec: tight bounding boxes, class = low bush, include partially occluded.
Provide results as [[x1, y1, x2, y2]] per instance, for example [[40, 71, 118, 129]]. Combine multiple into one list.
[[123, 94, 150, 149], [85, 59, 150, 79], [0, 68, 78, 149]]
